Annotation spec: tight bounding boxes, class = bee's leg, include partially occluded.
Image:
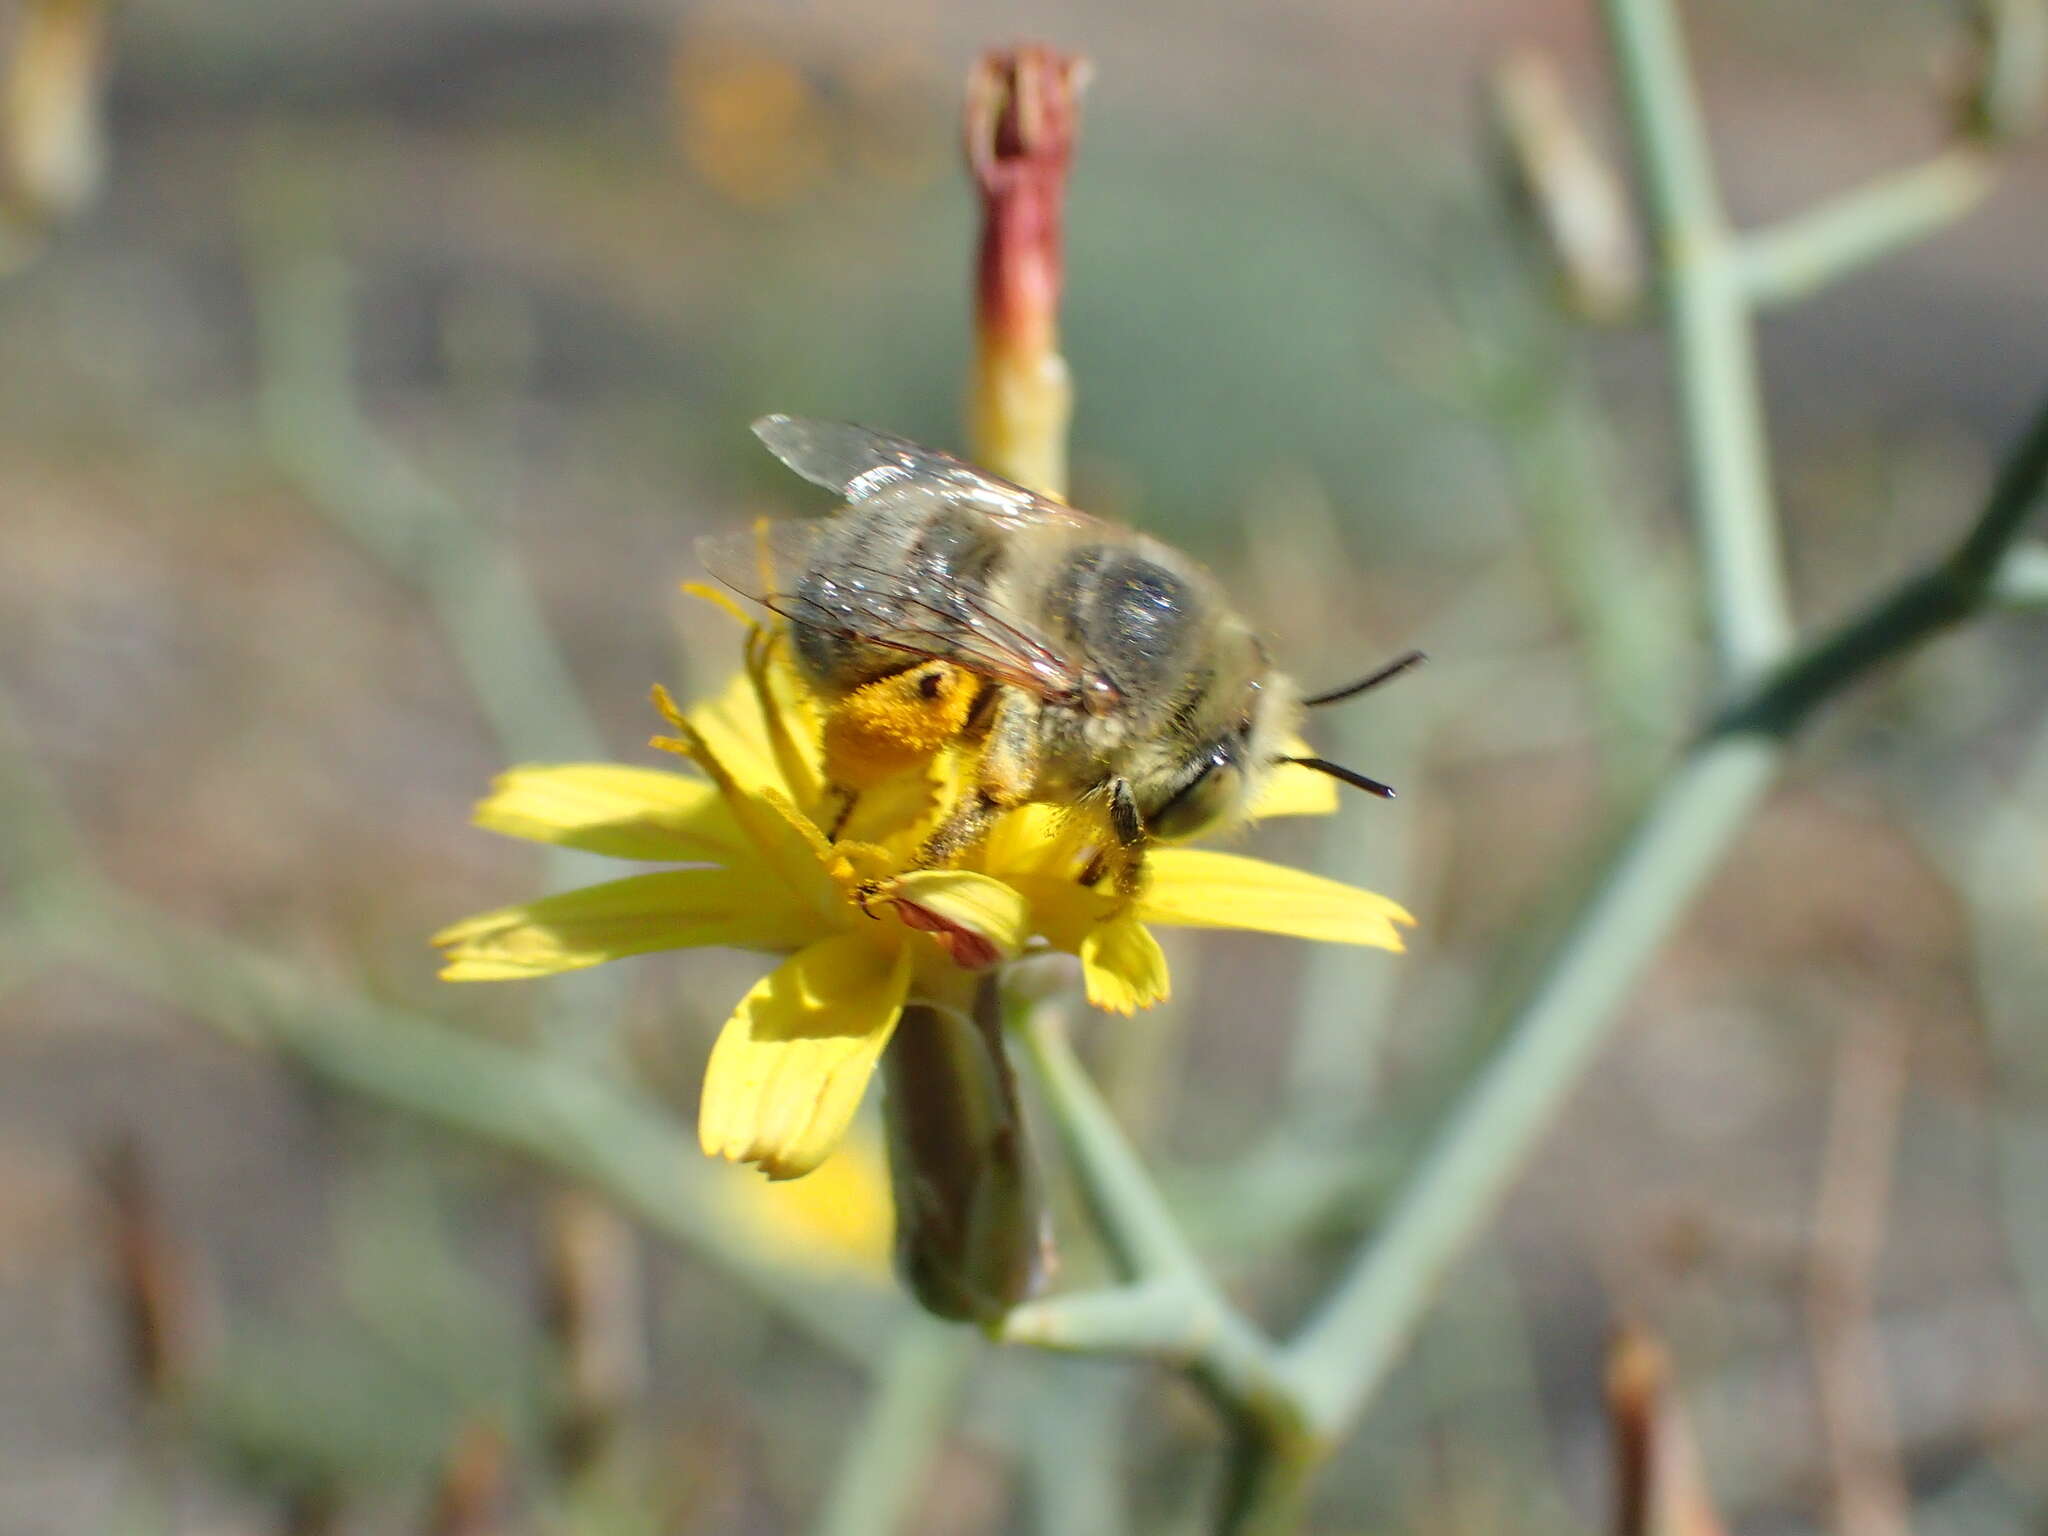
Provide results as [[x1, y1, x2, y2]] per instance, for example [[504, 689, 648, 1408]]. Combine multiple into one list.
[[917, 686, 1040, 869], [1106, 777, 1149, 900], [823, 787, 859, 841], [919, 792, 1004, 869]]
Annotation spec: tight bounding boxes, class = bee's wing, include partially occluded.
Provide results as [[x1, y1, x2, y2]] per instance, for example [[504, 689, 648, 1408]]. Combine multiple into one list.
[[697, 516, 1086, 699], [751, 415, 1093, 533]]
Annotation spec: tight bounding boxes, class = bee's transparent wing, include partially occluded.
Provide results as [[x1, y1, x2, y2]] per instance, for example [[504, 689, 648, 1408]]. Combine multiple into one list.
[[751, 415, 1092, 532], [697, 516, 1086, 699]]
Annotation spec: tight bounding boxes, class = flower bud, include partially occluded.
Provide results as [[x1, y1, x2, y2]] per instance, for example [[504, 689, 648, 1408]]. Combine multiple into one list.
[[964, 45, 1089, 497], [883, 997, 1051, 1324]]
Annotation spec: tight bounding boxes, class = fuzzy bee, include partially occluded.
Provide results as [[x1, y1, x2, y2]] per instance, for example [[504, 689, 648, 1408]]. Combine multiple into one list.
[[703, 416, 1415, 893]]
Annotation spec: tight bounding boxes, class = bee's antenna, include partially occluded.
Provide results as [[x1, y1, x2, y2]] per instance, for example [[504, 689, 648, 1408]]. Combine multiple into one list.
[[1279, 756, 1398, 800], [1301, 649, 1427, 708]]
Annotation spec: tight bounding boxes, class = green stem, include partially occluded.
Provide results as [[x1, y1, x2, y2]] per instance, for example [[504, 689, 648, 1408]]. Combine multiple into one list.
[[1717, 390, 2048, 738], [1009, 1006, 1313, 1479], [1278, 380, 2048, 1441], [1738, 149, 1996, 308], [1012, 1003, 1204, 1282], [1994, 541, 2048, 606], [1280, 738, 1779, 1434], [1600, 0, 1793, 681], [812, 1318, 976, 1536], [25, 872, 898, 1365]]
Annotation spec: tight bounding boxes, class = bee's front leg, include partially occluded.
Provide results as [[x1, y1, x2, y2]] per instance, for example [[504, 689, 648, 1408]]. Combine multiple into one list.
[[917, 686, 1041, 868], [1104, 777, 1150, 899]]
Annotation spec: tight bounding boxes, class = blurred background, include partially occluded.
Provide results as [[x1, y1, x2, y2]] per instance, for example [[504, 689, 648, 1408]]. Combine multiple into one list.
[[2, 0, 2047, 1531]]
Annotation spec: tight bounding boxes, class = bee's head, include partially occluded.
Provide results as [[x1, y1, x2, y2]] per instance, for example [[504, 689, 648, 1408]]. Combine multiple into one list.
[[1140, 672, 1301, 842]]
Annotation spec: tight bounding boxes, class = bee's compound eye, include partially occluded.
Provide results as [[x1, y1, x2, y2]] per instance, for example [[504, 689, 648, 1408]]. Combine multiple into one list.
[[1145, 742, 1247, 841]]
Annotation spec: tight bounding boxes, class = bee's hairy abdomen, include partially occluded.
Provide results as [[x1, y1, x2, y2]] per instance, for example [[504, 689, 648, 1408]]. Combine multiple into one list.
[[789, 500, 1011, 693]]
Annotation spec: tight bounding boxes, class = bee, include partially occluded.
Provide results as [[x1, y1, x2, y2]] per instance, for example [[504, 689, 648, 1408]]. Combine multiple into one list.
[[703, 415, 1417, 893]]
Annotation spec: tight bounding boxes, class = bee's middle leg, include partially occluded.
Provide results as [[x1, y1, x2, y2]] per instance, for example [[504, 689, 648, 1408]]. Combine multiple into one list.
[[917, 686, 1040, 868], [1079, 777, 1149, 898]]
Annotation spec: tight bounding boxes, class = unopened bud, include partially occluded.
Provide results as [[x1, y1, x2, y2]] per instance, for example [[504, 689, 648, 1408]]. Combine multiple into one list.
[[964, 45, 1089, 497], [883, 996, 1051, 1324]]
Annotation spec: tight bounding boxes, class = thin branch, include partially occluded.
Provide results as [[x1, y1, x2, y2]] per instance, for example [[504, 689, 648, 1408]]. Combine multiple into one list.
[[22, 872, 898, 1367], [1806, 1022, 1913, 1536], [1715, 389, 2048, 738], [1739, 149, 1996, 308], [1007, 1003, 1314, 1532], [1994, 541, 2048, 606], [1011, 1003, 1204, 1283], [1277, 381, 2048, 1443], [1600, 0, 1793, 680], [812, 1317, 977, 1536], [1280, 739, 1779, 1435]]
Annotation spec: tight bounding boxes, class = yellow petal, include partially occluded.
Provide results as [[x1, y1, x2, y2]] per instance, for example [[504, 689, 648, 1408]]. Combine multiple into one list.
[[1079, 913, 1171, 1014], [679, 641, 827, 814], [1248, 754, 1341, 819], [1139, 850, 1416, 951], [887, 869, 1031, 968], [473, 763, 742, 861], [434, 868, 816, 980], [652, 695, 843, 921], [699, 935, 914, 1180], [668, 670, 789, 801]]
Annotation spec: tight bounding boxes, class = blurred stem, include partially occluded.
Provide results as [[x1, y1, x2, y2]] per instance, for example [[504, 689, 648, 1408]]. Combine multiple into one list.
[[1739, 149, 1997, 308], [240, 135, 627, 1067], [1281, 738, 1779, 1433], [1280, 383, 2048, 1439], [1600, 0, 1792, 682], [1993, 541, 2048, 606], [1024, 1365, 1129, 1536], [1500, 362, 1686, 798], [1716, 389, 2048, 739], [1004, 1003, 1314, 1516], [242, 151, 603, 766], [0, 699, 901, 1373], [812, 1316, 976, 1536], [1960, 728, 2048, 1360]]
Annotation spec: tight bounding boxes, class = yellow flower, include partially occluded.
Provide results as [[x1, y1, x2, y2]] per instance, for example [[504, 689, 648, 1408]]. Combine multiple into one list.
[[435, 612, 1413, 1181]]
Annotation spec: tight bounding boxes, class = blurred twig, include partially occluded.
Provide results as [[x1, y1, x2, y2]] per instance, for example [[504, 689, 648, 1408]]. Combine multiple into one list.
[[1599, 0, 1792, 683], [1991, 540, 2048, 607], [0, 0, 107, 269], [1806, 1022, 1912, 1536], [540, 1190, 646, 1481], [424, 1421, 509, 1536], [0, 687, 904, 1369], [101, 1135, 205, 1408], [1739, 149, 1996, 309], [812, 1317, 978, 1536], [1607, 1323, 1730, 1536]]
